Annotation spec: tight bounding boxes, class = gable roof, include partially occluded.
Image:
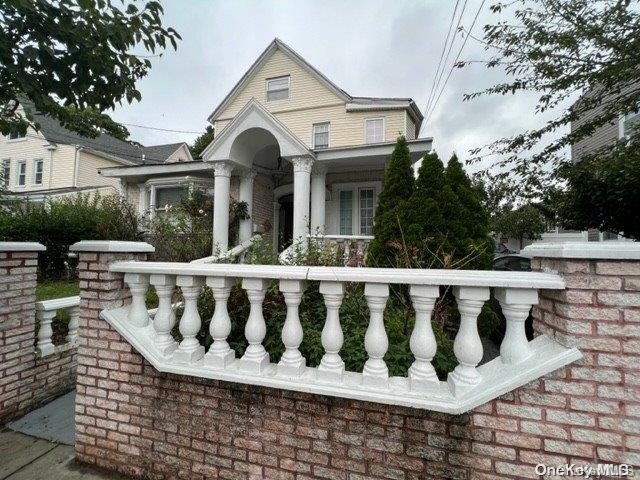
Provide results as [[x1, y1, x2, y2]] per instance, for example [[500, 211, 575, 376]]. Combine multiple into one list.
[[207, 38, 424, 130], [21, 101, 189, 165]]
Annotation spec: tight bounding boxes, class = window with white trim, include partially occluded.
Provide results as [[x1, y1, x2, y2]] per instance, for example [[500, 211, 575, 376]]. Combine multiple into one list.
[[364, 118, 384, 144], [33, 159, 43, 185], [8, 128, 25, 140], [16, 161, 26, 186], [155, 186, 188, 214], [620, 106, 640, 139], [266, 75, 290, 102], [2, 160, 9, 188], [313, 122, 330, 149], [338, 186, 377, 235]]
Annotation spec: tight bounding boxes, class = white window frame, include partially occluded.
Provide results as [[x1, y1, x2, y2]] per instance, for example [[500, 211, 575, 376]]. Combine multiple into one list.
[[364, 117, 385, 144], [266, 75, 290, 102], [312, 122, 330, 149], [334, 181, 381, 236], [8, 129, 27, 142], [2, 159, 10, 189], [619, 107, 640, 140], [33, 158, 43, 185], [16, 160, 26, 187]]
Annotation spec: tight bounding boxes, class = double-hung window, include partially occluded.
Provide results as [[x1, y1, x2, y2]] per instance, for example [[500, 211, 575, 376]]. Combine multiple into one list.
[[364, 118, 384, 144], [338, 187, 376, 235], [16, 161, 26, 186], [266, 75, 290, 101], [155, 186, 188, 215], [8, 128, 25, 141], [33, 159, 43, 185], [2, 160, 9, 188], [313, 122, 330, 149], [620, 106, 640, 140]]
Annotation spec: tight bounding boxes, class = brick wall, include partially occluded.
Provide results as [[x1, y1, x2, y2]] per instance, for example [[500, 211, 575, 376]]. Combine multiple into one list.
[[0, 244, 77, 424], [74, 243, 640, 479]]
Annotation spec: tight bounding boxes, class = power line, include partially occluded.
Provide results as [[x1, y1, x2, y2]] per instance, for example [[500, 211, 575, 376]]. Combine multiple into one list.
[[424, 0, 469, 119], [423, 0, 461, 119], [424, 0, 487, 126], [121, 122, 203, 134]]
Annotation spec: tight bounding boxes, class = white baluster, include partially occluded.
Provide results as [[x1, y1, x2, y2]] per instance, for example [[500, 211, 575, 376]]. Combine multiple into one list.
[[408, 285, 440, 391], [204, 277, 235, 368], [124, 273, 150, 328], [317, 281, 345, 382], [239, 278, 269, 373], [277, 280, 306, 376], [150, 274, 178, 356], [494, 288, 538, 364], [173, 276, 205, 364], [344, 241, 351, 265], [363, 283, 389, 388], [448, 286, 490, 396], [66, 305, 80, 347], [36, 309, 56, 357]]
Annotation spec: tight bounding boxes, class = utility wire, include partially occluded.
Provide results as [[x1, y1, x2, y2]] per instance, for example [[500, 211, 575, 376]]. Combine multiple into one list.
[[121, 122, 203, 134], [424, 0, 487, 126]]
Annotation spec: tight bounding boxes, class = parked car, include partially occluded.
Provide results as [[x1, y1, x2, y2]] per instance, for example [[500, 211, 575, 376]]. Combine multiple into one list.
[[491, 254, 534, 343], [495, 243, 515, 255]]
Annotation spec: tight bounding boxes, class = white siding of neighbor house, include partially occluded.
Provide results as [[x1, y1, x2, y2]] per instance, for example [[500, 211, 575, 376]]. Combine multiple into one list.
[[164, 144, 192, 163], [77, 150, 124, 190], [213, 49, 412, 148]]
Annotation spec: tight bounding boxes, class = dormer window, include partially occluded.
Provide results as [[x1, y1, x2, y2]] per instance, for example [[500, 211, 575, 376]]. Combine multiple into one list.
[[266, 75, 290, 101]]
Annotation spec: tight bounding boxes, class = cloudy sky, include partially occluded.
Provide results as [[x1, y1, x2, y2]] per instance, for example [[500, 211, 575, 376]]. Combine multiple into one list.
[[111, 0, 567, 171]]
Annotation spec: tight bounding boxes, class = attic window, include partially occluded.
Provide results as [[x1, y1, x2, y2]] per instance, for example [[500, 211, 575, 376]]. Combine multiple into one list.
[[267, 76, 290, 101]]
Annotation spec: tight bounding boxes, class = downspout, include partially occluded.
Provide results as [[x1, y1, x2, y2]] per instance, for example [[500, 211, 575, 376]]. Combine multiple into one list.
[[73, 145, 80, 188]]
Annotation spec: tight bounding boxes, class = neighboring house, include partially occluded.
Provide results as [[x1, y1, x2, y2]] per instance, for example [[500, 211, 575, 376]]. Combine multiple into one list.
[[0, 102, 193, 202], [101, 38, 431, 252]]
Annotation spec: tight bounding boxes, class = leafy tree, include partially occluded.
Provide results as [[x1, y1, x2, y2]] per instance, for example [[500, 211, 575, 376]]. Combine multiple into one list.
[[492, 204, 547, 250], [472, 171, 516, 218], [1, 0, 180, 140], [190, 126, 215, 159], [445, 155, 494, 269], [461, 0, 640, 195], [558, 140, 640, 239], [368, 136, 415, 267]]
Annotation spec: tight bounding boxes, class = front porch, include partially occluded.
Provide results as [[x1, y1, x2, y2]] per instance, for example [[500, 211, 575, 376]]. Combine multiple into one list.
[[100, 100, 431, 258]]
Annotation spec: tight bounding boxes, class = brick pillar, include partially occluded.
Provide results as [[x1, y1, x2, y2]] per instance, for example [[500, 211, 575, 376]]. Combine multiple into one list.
[[0, 242, 45, 423], [69, 240, 154, 473]]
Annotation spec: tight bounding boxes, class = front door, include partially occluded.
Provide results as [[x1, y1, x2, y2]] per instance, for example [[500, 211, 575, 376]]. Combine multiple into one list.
[[278, 194, 294, 252]]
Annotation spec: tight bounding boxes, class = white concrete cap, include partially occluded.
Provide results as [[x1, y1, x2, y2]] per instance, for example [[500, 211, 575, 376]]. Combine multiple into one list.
[[70, 240, 155, 253], [523, 242, 640, 260], [0, 242, 46, 252]]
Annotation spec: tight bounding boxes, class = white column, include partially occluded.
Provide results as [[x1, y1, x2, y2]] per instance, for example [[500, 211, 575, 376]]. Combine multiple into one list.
[[124, 273, 150, 328], [362, 282, 389, 388], [408, 285, 440, 391], [239, 278, 269, 373], [212, 161, 234, 253], [310, 164, 327, 235], [277, 279, 306, 376], [317, 281, 345, 382], [448, 286, 490, 396], [494, 288, 537, 364], [148, 185, 156, 220], [204, 277, 235, 368], [238, 169, 256, 243], [291, 156, 314, 248], [173, 276, 205, 364], [272, 201, 280, 253], [138, 185, 148, 217]]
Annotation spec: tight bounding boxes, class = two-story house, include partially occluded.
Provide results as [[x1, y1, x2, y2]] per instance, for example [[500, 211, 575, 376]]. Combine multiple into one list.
[[0, 102, 193, 202], [100, 38, 432, 253]]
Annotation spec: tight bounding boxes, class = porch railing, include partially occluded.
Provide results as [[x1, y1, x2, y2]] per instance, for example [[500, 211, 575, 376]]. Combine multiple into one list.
[[280, 234, 374, 266], [191, 234, 261, 264], [35, 296, 80, 357], [102, 262, 581, 413]]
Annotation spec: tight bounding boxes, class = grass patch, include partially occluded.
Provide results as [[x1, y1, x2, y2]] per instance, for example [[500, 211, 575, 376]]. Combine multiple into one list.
[[36, 280, 79, 301]]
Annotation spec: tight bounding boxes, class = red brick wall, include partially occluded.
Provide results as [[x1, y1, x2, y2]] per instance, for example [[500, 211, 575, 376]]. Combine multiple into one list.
[[0, 248, 76, 424], [74, 248, 640, 479]]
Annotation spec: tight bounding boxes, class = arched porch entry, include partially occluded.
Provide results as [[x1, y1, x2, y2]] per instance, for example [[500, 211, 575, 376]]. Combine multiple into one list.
[[201, 99, 318, 253]]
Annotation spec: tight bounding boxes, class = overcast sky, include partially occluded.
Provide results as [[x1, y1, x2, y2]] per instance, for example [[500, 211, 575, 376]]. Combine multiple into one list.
[[111, 0, 567, 171]]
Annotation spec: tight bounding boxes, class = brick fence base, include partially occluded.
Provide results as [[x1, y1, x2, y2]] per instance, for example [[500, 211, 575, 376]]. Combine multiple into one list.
[[73, 242, 640, 480]]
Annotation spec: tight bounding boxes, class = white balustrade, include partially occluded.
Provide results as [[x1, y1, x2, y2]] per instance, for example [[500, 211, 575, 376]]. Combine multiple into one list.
[[35, 296, 80, 357], [124, 273, 150, 328], [104, 262, 579, 414], [150, 274, 178, 356]]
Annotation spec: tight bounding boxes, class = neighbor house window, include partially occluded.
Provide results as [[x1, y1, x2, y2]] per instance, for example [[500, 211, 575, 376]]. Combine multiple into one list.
[[266, 75, 290, 101], [33, 159, 43, 185], [359, 188, 375, 235], [339, 190, 353, 235], [155, 186, 188, 214], [620, 106, 640, 139], [16, 161, 26, 186], [313, 122, 330, 149], [364, 118, 384, 144], [8, 127, 26, 140], [2, 160, 9, 188]]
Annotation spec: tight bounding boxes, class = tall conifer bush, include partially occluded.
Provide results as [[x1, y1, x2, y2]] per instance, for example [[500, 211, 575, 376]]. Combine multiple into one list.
[[368, 136, 415, 267]]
